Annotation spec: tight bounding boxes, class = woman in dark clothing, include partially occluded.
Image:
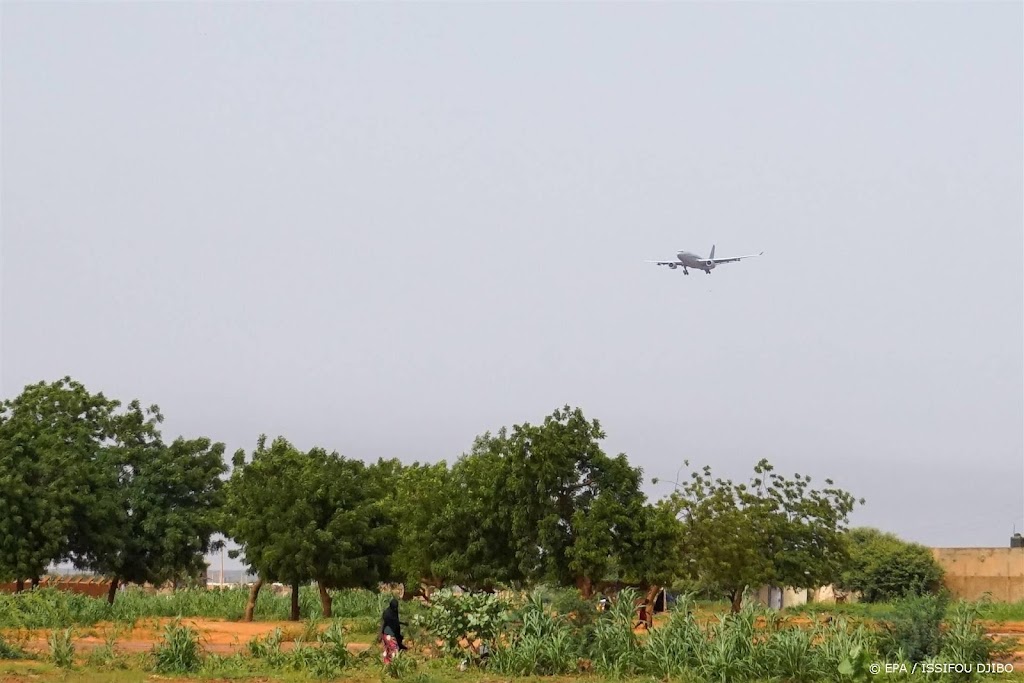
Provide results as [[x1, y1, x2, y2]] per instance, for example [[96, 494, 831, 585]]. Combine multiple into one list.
[[380, 597, 408, 651]]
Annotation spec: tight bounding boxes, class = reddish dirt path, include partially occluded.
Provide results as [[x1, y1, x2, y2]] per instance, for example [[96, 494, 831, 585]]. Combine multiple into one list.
[[3, 618, 374, 657]]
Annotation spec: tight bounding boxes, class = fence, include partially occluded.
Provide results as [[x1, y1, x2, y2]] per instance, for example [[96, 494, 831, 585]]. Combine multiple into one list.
[[0, 576, 113, 598]]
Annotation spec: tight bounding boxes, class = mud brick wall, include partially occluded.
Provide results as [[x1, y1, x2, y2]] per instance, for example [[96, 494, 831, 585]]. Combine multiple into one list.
[[0, 576, 112, 598]]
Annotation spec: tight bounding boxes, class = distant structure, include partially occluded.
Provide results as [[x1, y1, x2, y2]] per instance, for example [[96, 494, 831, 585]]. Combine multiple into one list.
[[930, 538, 1024, 603]]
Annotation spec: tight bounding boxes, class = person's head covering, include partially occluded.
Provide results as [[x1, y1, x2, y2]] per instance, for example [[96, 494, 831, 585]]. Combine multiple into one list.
[[389, 597, 399, 611]]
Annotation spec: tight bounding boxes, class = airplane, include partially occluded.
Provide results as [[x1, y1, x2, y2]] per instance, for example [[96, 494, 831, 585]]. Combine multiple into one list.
[[647, 245, 764, 275]]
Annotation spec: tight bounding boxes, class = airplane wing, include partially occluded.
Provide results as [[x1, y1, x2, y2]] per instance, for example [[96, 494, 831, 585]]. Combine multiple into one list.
[[710, 251, 764, 264], [645, 260, 681, 266]]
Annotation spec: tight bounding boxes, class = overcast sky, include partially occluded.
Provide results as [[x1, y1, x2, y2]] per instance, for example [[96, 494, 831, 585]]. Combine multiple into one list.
[[3, 1, 1022, 572]]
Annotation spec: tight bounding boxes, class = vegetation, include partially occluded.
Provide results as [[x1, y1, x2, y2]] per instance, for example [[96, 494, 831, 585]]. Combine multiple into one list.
[[663, 459, 861, 612], [838, 527, 945, 602], [0, 378, 226, 602], [0, 587, 1017, 682], [223, 436, 393, 620], [9, 376, 1015, 682]]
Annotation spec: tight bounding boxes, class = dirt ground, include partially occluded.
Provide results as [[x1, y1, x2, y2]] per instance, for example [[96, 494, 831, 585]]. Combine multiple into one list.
[[4, 616, 1024, 664], [2, 618, 373, 656]]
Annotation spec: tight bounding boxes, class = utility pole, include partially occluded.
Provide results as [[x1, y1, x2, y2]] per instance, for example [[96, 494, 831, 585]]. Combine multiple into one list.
[[220, 546, 225, 589]]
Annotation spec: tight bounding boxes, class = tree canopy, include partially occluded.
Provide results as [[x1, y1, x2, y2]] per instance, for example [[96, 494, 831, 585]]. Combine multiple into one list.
[[666, 459, 862, 611], [2, 379, 875, 616], [223, 436, 393, 619], [837, 527, 944, 602]]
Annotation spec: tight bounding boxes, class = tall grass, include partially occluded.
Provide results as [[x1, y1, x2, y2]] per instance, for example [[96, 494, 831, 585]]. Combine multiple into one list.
[[485, 589, 1010, 682], [0, 585, 391, 628], [46, 627, 75, 668], [152, 620, 203, 674]]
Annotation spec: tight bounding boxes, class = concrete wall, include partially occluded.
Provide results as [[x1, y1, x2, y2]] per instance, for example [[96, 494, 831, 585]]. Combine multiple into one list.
[[753, 585, 809, 609], [931, 547, 1024, 602]]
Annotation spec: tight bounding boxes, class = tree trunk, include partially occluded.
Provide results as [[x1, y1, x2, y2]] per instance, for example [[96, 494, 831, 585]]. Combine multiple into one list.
[[290, 582, 300, 621], [643, 585, 660, 627], [730, 588, 744, 613], [14, 579, 24, 593], [576, 576, 594, 599], [30, 577, 40, 590], [318, 581, 332, 618], [107, 577, 120, 605], [244, 578, 264, 622]]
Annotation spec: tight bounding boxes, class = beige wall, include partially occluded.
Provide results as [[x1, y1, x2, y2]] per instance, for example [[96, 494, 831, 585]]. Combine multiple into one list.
[[931, 547, 1024, 602]]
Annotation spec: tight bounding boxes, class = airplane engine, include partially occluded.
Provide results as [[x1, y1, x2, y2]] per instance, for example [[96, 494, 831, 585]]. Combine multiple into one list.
[[669, 263, 677, 269], [704, 260, 715, 268]]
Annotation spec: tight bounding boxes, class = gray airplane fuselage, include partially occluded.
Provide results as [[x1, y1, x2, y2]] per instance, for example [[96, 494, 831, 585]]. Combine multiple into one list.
[[671, 251, 717, 273]]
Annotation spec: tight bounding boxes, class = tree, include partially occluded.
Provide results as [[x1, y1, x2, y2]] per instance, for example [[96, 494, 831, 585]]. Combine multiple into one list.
[[668, 459, 861, 612], [837, 527, 944, 602], [223, 436, 392, 620], [387, 461, 452, 594], [74, 406, 229, 603], [0, 378, 121, 589], [430, 440, 521, 590], [499, 406, 654, 592]]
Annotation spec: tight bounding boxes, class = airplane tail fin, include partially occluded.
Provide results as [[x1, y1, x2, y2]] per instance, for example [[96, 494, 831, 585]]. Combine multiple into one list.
[[709, 244, 716, 259]]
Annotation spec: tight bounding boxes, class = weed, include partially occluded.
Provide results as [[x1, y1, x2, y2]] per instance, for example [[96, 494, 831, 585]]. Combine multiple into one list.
[[151, 619, 202, 674], [46, 628, 74, 669]]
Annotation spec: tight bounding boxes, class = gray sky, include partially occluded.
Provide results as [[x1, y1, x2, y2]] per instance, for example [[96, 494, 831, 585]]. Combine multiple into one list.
[[3, 1, 1022, 573]]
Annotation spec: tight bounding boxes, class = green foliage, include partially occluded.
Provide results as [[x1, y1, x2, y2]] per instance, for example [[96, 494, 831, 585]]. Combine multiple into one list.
[[878, 592, 949, 662], [837, 644, 872, 681], [0, 378, 225, 600], [413, 589, 513, 653], [152, 619, 203, 674], [0, 378, 122, 582], [224, 436, 392, 616], [0, 633, 26, 660], [838, 527, 945, 602], [0, 586, 391, 629], [500, 406, 656, 588], [939, 601, 1003, 670], [490, 594, 581, 676], [387, 461, 450, 589], [668, 458, 861, 611], [47, 627, 75, 668], [430, 443, 520, 589]]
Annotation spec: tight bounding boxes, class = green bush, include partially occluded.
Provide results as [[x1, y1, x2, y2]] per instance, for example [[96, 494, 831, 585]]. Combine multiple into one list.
[[839, 527, 944, 602], [878, 592, 949, 663], [47, 628, 75, 668], [413, 589, 512, 653], [152, 620, 202, 674]]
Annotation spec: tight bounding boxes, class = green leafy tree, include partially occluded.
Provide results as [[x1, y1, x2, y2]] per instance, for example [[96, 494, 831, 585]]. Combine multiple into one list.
[[668, 459, 861, 612], [77, 411, 228, 603], [837, 527, 944, 602], [500, 406, 656, 593], [431, 441, 520, 590], [224, 436, 392, 620], [0, 378, 121, 589], [387, 461, 452, 593]]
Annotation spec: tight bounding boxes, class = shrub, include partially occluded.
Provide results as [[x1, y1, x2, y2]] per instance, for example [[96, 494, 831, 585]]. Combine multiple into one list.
[[413, 589, 512, 654], [152, 620, 202, 674], [878, 592, 949, 662], [47, 628, 75, 668], [839, 527, 944, 602]]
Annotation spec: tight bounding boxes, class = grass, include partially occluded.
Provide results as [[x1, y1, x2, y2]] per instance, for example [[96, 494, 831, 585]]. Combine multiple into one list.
[[0, 585, 399, 629], [1, 587, 1022, 682], [785, 597, 1024, 623]]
